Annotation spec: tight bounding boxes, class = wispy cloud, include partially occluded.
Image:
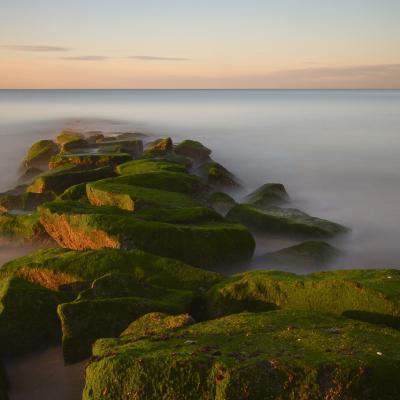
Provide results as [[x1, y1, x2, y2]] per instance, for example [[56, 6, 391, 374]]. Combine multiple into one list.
[[61, 56, 110, 61], [3, 45, 71, 52], [128, 55, 189, 61]]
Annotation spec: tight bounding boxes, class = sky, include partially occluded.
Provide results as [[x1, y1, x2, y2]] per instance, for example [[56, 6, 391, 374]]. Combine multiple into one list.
[[0, 0, 399, 89]]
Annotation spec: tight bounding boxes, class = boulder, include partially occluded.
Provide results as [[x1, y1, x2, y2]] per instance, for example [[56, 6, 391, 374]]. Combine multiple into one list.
[[56, 131, 84, 145], [83, 310, 400, 400], [206, 269, 400, 327], [0, 190, 55, 212], [227, 204, 348, 238], [61, 138, 89, 152], [208, 191, 237, 214], [0, 277, 70, 354], [197, 161, 240, 188], [86, 133, 105, 144], [59, 183, 89, 202], [143, 137, 173, 157], [27, 165, 116, 194], [174, 139, 212, 162], [39, 201, 255, 268], [116, 159, 187, 175], [17, 166, 43, 185], [244, 183, 289, 208], [93, 139, 143, 158], [20, 140, 59, 171], [258, 240, 340, 269]]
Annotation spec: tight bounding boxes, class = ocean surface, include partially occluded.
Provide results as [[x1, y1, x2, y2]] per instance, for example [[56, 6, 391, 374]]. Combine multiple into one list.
[[0, 89, 400, 399]]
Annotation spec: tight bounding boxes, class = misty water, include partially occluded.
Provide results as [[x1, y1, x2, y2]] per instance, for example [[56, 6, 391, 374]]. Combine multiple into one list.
[[0, 89, 400, 399]]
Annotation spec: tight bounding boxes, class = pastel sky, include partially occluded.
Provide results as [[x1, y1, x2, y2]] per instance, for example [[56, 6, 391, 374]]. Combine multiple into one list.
[[1, 0, 400, 88]]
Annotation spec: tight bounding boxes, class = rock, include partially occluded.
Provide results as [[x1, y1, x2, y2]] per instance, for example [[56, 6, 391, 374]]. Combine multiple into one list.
[[56, 131, 84, 145], [144, 137, 173, 157], [115, 132, 147, 141], [17, 166, 43, 185], [0, 190, 55, 212], [59, 183, 89, 202], [174, 140, 212, 162], [0, 212, 47, 244], [245, 183, 289, 208], [227, 204, 348, 238], [39, 201, 255, 269], [61, 138, 89, 152], [83, 310, 400, 400], [20, 140, 59, 171], [116, 159, 187, 175], [27, 165, 116, 195], [197, 161, 240, 188], [86, 133, 105, 144], [48, 152, 131, 170], [206, 269, 400, 326], [120, 312, 195, 337], [0, 276, 70, 354], [93, 139, 143, 158], [208, 191, 237, 214], [258, 240, 340, 268]]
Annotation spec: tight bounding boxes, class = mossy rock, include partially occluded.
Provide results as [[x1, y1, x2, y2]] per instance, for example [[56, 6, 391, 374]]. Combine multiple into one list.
[[116, 159, 187, 175], [86, 133, 105, 144], [58, 290, 195, 363], [61, 138, 89, 152], [0, 191, 55, 212], [2, 248, 223, 292], [258, 240, 340, 269], [197, 161, 240, 188], [59, 183, 89, 202], [245, 183, 289, 208], [17, 166, 43, 185], [20, 140, 59, 171], [0, 277, 70, 355], [56, 131, 84, 145], [48, 152, 131, 170], [227, 204, 348, 238], [39, 201, 255, 268], [0, 212, 47, 243], [27, 165, 116, 195], [143, 137, 173, 157], [208, 192, 237, 214], [206, 269, 400, 327], [175, 139, 212, 162], [83, 310, 400, 400], [121, 312, 195, 337], [93, 139, 143, 158]]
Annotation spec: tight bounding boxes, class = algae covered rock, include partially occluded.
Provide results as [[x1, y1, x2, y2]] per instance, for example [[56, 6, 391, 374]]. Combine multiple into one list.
[[20, 139, 59, 171], [197, 161, 240, 188], [27, 165, 115, 194], [245, 183, 289, 208], [208, 191, 237, 214], [207, 269, 400, 327], [0, 277, 69, 354], [227, 204, 348, 238], [0, 190, 55, 212], [56, 131, 84, 145], [93, 139, 143, 158], [39, 201, 255, 268], [143, 137, 173, 157], [116, 158, 186, 175], [175, 139, 211, 162], [61, 138, 89, 152], [59, 183, 89, 202], [83, 310, 400, 400], [258, 240, 340, 269]]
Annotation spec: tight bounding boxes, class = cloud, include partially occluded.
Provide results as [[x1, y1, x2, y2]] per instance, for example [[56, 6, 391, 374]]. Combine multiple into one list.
[[128, 55, 189, 61], [3, 45, 71, 52], [61, 56, 110, 61]]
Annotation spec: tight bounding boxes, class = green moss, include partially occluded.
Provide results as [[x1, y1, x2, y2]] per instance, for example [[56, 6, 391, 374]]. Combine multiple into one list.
[[259, 240, 340, 268], [0, 191, 55, 212], [93, 139, 143, 157], [116, 158, 187, 175], [59, 183, 89, 202], [27, 165, 115, 194], [0, 277, 70, 354], [39, 200, 255, 268], [61, 138, 89, 152], [206, 269, 400, 327], [0, 212, 47, 243], [83, 310, 400, 400], [56, 131, 84, 144], [245, 183, 289, 208], [227, 204, 348, 238], [48, 152, 131, 170], [197, 161, 240, 188], [174, 139, 212, 161], [2, 248, 223, 291], [20, 140, 59, 170]]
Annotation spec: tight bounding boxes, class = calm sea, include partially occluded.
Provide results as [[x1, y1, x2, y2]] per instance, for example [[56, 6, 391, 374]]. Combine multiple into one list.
[[0, 89, 399, 269]]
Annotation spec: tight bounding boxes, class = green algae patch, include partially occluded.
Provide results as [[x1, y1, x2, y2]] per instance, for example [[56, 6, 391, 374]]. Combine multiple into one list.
[[56, 131, 84, 145], [0, 212, 47, 243], [175, 139, 212, 162], [0, 277, 70, 355], [206, 269, 400, 327], [83, 310, 400, 400], [59, 183, 89, 202], [0, 191, 55, 213], [20, 140, 59, 171], [27, 165, 116, 194], [245, 183, 289, 208], [227, 204, 348, 238], [116, 158, 187, 175], [259, 240, 340, 269], [39, 201, 255, 268], [2, 248, 223, 292]]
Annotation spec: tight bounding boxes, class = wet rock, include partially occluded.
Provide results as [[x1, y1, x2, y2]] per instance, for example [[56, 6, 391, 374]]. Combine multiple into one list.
[[196, 160, 240, 188], [116, 159, 187, 175], [208, 191, 237, 214], [0, 190, 55, 213], [174, 140, 212, 162], [93, 139, 143, 158], [245, 183, 289, 208], [20, 140, 59, 171], [144, 137, 173, 157]]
